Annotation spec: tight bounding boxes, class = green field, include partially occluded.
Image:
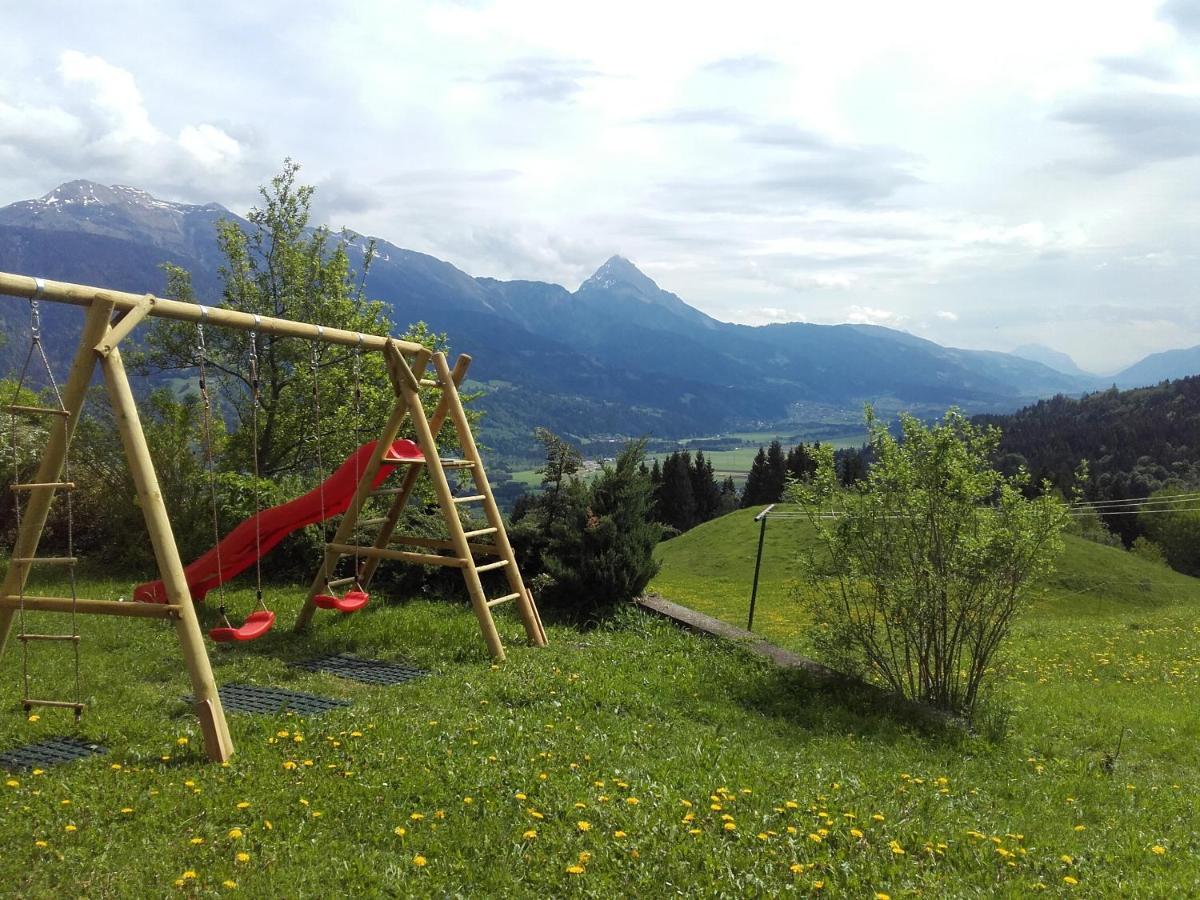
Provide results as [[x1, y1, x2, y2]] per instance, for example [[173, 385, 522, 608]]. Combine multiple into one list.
[[510, 430, 869, 492], [1, 517, 1197, 896]]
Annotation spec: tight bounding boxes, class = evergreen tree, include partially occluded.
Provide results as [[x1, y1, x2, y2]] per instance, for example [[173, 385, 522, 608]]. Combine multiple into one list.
[[765, 439, 788, 502], [542, 440, 663, 616], [690, 449, 721, 523], [658, 451, 696, 531], [742, 446, 769, 507]]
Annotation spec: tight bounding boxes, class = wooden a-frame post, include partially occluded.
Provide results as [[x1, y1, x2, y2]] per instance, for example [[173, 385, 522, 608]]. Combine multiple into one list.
[[0, 295, 233, 761]]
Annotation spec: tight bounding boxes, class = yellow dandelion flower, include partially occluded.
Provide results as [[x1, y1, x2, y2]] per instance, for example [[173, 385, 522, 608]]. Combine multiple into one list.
[[1151, 845, 1166, 856], [577, 821, 591, 832], [223, 879, 237, 889], [27, 714, 39, 722], [875, 893, 891, 900], [176, 737, 189, 746], [614, 830, 627, 839], [784, 800, 799, 810], [236, 802, 250, 810], [35, 840, 48, 848], [808, 833, 822, 844], [463, 797, 474, 805], [1073, 825, 1086, 832], [889, 840, 905, 855], [65, 824, 77, 833], [872, 813, 885, 822], [263, 820, 272, 831], [789, 863, 803, 874], [566, 864, 585, 875], [393, 826, 407, 837], [32, 769, 44, 776], [626, 797, 639, 805], [523, 829, 537, 840], [4, 780, 17, 788], [413, 855, 427, 867], [1064, 875, 1078, 885], [410, 812, 425, 821], [1060, 854, 1073, 864], [578, 851, 592, 863], [850, 828, 864, 839], [281, 761, 297, 771], [182, 871, 197, 880], [236, 852, 250, 863], [724, 822, 737, 832], [120, 807, 134, 815], [189, 837, 204, 845], [689, 828, 702, 835], [227, 828, 243, 840], [813, 881, 825, 890], [515, 792, 527, 800]]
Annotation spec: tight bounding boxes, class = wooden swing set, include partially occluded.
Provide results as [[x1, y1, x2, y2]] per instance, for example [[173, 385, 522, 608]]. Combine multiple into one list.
[[0, 270, 546, 762]]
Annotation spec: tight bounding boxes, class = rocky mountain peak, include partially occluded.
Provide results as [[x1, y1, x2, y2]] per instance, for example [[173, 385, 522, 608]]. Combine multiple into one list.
[[578, 255, 661, 295]]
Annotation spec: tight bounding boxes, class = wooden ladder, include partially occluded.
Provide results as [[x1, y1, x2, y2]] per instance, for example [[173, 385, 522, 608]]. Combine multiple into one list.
[[295, 348, 546, 660]]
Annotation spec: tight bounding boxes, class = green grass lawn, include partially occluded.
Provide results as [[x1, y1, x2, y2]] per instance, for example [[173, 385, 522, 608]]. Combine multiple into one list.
[[1, 526, 1198, 896]]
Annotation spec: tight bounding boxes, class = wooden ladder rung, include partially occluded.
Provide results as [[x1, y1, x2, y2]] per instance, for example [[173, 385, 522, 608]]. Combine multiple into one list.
[[418, 379, 445, 388], [23, 699, 85, 712], [6, 404, 70, 418], [10, 482, 75, 491], [453, 494, 486, 504], [474, 560, 510, 573], [438, 459, 476, 469], [462, 527, 498, 539], [17, 633, 81, 642], [11, 557, 77, 566], [326, 576, 358, 589], [358, 517, 389, 528], [486, 592, 521, 608]]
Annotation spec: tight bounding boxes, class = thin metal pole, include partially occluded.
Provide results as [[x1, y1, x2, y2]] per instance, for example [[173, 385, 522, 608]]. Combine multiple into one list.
[[747, 503, 775, 632]]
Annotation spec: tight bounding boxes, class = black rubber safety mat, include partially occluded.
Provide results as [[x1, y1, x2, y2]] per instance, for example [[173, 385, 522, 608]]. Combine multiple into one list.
[[290, 653, 429, 686], [184, 684, 351, 716], [0, 736, 105, 771]]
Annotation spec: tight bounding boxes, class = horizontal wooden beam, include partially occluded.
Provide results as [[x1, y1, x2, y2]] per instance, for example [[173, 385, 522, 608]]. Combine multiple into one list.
[[0, 272, 425, 354], [0, 595, 181, 618], [326, 542, 467, 568]]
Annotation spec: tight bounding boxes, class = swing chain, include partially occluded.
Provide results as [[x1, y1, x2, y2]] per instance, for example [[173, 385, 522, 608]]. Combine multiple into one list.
[[29, 296, 41, 341]]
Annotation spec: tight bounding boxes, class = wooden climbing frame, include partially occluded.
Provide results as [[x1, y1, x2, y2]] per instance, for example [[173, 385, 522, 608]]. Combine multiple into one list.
[[0, 271, 546, 762]]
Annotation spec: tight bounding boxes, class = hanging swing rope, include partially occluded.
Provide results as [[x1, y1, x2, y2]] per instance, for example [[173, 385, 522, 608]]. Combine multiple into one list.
[[196, 314, 227, 613], [310, 337, 331, 586], [7, 291, 83, 720], [207, 323, 276, 643], [248, 323, 266, 615]]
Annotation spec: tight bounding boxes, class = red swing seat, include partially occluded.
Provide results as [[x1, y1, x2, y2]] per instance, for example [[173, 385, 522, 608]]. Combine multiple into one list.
[[313, 588, 370, 614], [209, 609, 277, 643]]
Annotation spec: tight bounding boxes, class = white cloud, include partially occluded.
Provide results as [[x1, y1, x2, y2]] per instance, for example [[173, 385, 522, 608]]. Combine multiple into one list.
[[846, 305, 904, 326], [936, 310, 958, 321], [0, 1, 1197, 368], [179, 124, 242, 168]]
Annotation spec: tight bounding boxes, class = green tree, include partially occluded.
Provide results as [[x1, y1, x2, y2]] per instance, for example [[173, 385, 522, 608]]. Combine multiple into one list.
[[542, 440, 662, 616], [742, 446, 769, 507], [790, 408, 1068, 717], [134, 159, 423, 478], [1139, 486, 1200, 575]]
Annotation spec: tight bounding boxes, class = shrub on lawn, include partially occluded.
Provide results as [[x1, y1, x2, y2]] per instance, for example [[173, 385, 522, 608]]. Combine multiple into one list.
[[790, 408, 1068, 718]]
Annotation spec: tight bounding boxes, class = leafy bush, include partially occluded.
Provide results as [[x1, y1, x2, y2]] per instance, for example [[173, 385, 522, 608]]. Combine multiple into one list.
[[791, 408, 1068, 718]]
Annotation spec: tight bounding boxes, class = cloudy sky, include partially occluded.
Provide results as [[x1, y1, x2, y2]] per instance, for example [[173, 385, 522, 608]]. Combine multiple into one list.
[[2, 0, 1199, 371]]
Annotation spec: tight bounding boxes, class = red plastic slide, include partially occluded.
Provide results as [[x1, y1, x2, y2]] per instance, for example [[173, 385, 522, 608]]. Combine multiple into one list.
[[133, 439, 425, 604]]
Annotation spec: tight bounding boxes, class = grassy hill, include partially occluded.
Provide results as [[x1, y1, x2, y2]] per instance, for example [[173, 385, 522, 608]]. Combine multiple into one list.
[[0, 537, 1196, 895]]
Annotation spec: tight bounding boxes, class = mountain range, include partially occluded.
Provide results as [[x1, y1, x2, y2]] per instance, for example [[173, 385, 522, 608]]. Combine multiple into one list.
[[1, 180, 1197, 456]]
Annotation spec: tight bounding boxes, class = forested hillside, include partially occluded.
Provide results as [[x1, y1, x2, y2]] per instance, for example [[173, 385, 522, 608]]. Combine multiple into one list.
[[978, 376, 1200, 544]]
